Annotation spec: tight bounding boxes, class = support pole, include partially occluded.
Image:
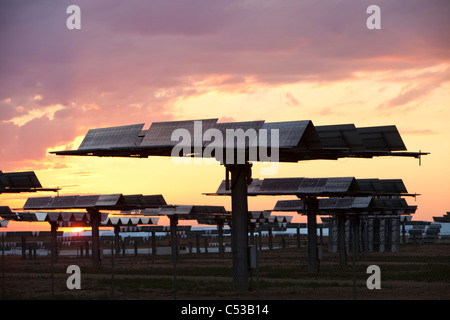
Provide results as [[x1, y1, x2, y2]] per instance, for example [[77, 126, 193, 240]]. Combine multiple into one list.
[[337, 214, 347, 266], [89, 209, 101, 269], [305, 197, 319, 273], [227, 163, 251, 292], [151, 231, 157, 256], [217, 219, 224, 258], [50, 222, 58, 263], [353, 215, 360, 260], [268, 227, 273, 250], [114, 225, 120, 257], [169, 216, 178, 300]]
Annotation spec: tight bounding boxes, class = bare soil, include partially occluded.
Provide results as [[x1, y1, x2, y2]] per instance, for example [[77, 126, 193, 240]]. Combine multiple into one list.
[[1, 243, 449, 300]]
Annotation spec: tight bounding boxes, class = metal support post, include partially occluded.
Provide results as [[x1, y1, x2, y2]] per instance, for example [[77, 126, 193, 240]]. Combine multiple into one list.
[[226, 163, 251, 292], [114, 225, 120, 257], [169, 216, 178, 299], [217, 219, 224, 258], [337, 214, 346, 266], [305, 196, 319, 273], [89, 209, 101, 269]]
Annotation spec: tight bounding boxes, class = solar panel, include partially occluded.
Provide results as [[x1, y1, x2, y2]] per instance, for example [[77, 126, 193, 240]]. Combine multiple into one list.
[[139, 195, 167, 207], [23, 197, 53, 209], [213, 121, 264, 149], [50, 195, 78, 208], [141, 119, 219, 147], [351, 197, 373, 208], [96, 194, 122, 207], [318, 198, 339, 209], [260, 178, 303, 193], [0, 171, 7, 188], [316, 124, 366, 151], [273, 200, 303, 211], [0, 206, 13, 221], [380, 179, 408, 194], [75, 195, 101, 207], [356, 125, 406, 151], [0, 171, 42, 189], [256, 121, 312, 148], [299, 178, 328, 193], [323, 177, 354, 193], [78, 124, 145, 150], [191, 205, 227, 214]]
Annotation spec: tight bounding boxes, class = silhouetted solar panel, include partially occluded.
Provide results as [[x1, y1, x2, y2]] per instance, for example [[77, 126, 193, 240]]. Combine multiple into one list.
[[323, 177, 355, 193], [351, 197, 373, 208], [273, 200, 303, 211], [141, 119, 219, 147], [24, 197, 53, 209], [50, 195, 78, 208], [51, 119, 427, 163], [137, 195, 167, 207], [213, 121, 264, 149], [356, 125, 406, 151], [23, 194, 163, 210], [74, 195, 101, 207], [260, 178, 303, 192], [209, 177, 411, 197], [78, 124, 145, 150], [259, 120, 318, 148], [0, 171, 42, 189], [274, 196, 413, 214], [0, 206, 13, 220], [96, 194, 122, 207], [316, 124, 366, 151], [379, 179, 408, 194], [300, 178, 328, 193]]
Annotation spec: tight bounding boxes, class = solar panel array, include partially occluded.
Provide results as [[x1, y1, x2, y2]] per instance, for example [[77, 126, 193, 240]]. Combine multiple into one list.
[[23, 194, 166, 210], [209, 177, 409, 197], [433, 212, 450, 223], [52, 118, 426, 162], [273, 197, 416, 215], [78, 123, 145, 150]]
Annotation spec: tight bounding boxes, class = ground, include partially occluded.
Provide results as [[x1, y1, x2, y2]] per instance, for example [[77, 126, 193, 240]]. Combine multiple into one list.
[[1, 243, 449, 300]]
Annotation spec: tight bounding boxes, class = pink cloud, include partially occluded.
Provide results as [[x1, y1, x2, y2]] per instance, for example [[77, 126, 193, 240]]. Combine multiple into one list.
[[0, 0, 449, 170]]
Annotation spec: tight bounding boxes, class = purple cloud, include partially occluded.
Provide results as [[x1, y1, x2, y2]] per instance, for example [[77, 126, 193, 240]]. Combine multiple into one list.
[[0, 0, 449, 170]]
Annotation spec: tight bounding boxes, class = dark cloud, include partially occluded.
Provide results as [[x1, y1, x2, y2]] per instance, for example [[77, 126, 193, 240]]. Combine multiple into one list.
[[0, 0, 449, 169]]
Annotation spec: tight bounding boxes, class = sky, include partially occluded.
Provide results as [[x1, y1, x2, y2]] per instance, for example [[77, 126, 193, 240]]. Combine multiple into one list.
[[1, 0, 449, 231]]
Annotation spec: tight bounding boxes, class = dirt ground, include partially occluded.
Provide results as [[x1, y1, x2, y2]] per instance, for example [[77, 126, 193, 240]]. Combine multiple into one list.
[[1, 243, 449, 300]]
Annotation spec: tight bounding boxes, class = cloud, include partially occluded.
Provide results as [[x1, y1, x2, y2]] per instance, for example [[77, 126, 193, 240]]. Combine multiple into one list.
[[377, 66, 450, 110], [0, 0, 449, 170]]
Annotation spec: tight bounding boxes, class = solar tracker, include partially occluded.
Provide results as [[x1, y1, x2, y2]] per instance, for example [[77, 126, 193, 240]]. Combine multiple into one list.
[[273, 197, 415, 215], [0, 171, 60, 194], [23, 194, 165, 210], [78, 123, 145, 150], [47, 117, 428, 290], [51, 119, 427, 162], [208, 177, 412, 197]]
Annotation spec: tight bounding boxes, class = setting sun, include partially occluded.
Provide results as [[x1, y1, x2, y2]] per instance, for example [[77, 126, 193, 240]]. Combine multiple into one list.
[[71, 227, 84, 233]]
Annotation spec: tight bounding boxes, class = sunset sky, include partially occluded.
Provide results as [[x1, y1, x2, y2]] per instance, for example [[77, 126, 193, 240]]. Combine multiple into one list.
[[1, 0, 449, 231]]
